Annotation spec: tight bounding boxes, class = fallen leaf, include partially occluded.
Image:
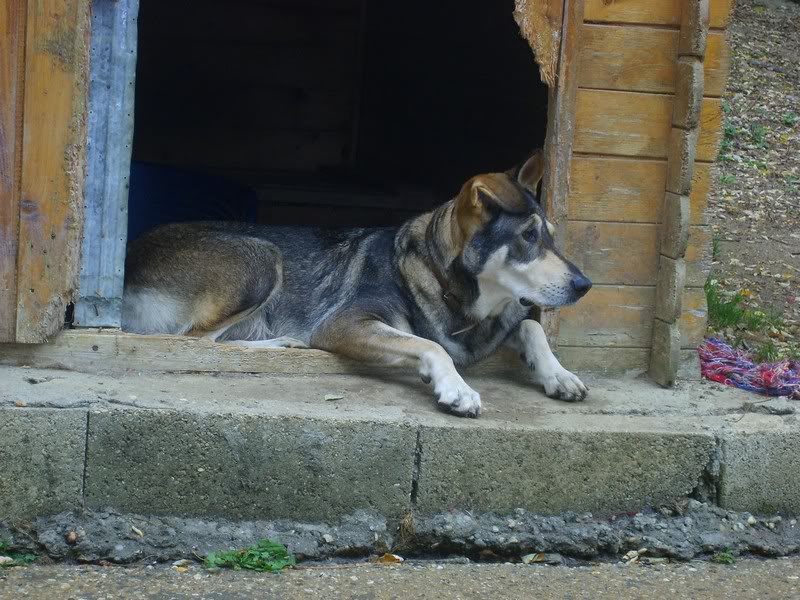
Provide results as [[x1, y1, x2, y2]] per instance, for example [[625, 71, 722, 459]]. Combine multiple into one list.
[[324, 394, 344, 402], [521, 552, 545, 564], [374, 553, 404, 564], [131, 526, 144, 537], [174, 566, 189, 573]]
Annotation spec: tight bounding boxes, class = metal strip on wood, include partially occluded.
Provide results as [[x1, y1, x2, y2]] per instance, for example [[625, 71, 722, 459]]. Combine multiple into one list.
[[74, 0, 139, 327], [649, 0, 709, 386]]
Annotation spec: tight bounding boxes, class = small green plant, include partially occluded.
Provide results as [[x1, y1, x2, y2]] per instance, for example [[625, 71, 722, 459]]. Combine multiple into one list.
[[711, 550, 736, 565], [720, 123, 738, 155], [754, 339, 780, 363], [783, 112, 799, 126], [204, 539, 295, 572], [719, 174, 736, 185], [0, 539, 37, 567], [750, 123, 768, 148], [705, 279, 745, 329], [722, 99, 732, 114], [787, 343, 800, 361], [711, 238, 721, 260]]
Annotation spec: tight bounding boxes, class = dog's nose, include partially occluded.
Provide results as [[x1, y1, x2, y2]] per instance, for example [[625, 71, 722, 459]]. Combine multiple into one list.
[[571, 274, 592, 297]]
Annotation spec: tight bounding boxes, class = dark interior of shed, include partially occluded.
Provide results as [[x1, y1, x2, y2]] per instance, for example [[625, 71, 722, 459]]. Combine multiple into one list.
[[129, 0, 549, 240]]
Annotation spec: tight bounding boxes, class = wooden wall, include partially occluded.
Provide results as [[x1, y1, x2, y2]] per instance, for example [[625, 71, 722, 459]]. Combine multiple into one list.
[[556, 0, 732, 374]]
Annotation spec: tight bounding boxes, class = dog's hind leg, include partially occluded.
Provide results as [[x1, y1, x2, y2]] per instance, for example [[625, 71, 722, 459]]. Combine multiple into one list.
[[507, 319, 588, 401], [313, 315, 481, 417]]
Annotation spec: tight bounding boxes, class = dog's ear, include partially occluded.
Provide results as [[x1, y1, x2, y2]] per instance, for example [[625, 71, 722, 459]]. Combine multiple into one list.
[[516, 150, 545, 193], [454, 177, 498, 242]]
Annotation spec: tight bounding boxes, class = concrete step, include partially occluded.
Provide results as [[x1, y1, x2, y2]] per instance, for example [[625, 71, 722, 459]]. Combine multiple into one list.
[[1, 365, 798, 526]]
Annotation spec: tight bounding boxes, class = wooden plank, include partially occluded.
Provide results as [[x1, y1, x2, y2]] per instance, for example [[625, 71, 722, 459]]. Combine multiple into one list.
[[584, 0, 733, 29], [579, 26, 728, 96], [568, 157, 710, 224], [680, 286, 708, 348], [678, 0, 710, 58], [574, 90, 722, 161], [0, 329, 520, 377], [15, 0, 91, 343], [566, 222, 708, 286], [0, 0, 26, 343], [538, 0, 586, 344], [558, 285, 704, 347], [686, 226, 712, 287], [513, 0, 564, 87], [558, 346, 651, 375]]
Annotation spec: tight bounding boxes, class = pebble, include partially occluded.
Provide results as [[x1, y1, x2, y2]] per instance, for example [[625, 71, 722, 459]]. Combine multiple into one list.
[[322, 534, 334, 544], [747, 516, 758, 526], [491, 526, 500, 533]]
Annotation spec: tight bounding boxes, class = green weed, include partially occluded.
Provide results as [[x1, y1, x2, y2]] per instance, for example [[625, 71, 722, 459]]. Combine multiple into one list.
[[719, 174, 736, 185], [720, 123, 738, 154], [705, 279, 745, 329], [711, 238, 721, 260], [0, 539, 37, 567], [711, 550, 736, 565], [783, 112, 799, 126], [754, 339, 780, 363], [204, 539, 295, 572], [750, 123, 768, 147]]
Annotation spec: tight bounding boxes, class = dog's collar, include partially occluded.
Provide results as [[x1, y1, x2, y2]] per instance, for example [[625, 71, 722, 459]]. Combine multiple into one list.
[[430, 263, 480, 336]]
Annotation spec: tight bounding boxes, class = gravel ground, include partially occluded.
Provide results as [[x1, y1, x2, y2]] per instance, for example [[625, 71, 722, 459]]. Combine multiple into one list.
[[707, 0, 800, 357], [2, 558, 800, 599]]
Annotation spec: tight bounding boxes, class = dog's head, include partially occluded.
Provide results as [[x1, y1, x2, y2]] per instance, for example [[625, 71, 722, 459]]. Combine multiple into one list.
[[453, 150, 591, 309]]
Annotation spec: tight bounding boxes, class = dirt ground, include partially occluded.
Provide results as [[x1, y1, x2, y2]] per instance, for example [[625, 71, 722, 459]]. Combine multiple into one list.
[[2, 558, 800, 600], [707, 0, 800, 357]]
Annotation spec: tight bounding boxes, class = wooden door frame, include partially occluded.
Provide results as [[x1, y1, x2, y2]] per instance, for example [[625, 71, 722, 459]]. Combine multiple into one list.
[[536, 0, 586, 346], [0, 0, 92, 343]]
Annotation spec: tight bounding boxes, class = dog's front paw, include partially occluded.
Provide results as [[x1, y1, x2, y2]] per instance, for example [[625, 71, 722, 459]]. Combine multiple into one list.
[[435, 377, 482, 418], [537, 366, 588, 402]]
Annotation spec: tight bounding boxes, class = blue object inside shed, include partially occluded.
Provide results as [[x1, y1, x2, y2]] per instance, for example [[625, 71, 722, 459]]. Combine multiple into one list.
[[127, 162, 258, 242]]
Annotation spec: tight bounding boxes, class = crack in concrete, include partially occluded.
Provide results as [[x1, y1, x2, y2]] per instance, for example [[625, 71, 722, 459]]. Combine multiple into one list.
[[410, 427, 422, 509], [80, 411, 90, 508]]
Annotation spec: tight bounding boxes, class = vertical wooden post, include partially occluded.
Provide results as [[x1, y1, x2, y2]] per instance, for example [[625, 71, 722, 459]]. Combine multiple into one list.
[[0, 0, 27, 342], [650, 0, 709, 386], [14, 0, 91, 342], [539, 0, 586, 344]]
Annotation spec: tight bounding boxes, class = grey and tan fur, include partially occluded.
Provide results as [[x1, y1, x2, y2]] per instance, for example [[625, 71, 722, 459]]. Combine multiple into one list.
[[123, 151, 592, 417]]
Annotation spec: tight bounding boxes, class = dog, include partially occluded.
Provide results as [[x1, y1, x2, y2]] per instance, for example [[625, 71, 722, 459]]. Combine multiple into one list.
[[122, 150, 592, 417]]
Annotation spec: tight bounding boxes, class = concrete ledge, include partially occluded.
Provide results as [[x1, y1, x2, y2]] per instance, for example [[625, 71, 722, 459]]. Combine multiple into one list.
[[86, 410, 416, 521], [720, 428, 800, 514], [417, 427, 713, 515], [1, 365, 798, 525], [0, 409, 86, 520]]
